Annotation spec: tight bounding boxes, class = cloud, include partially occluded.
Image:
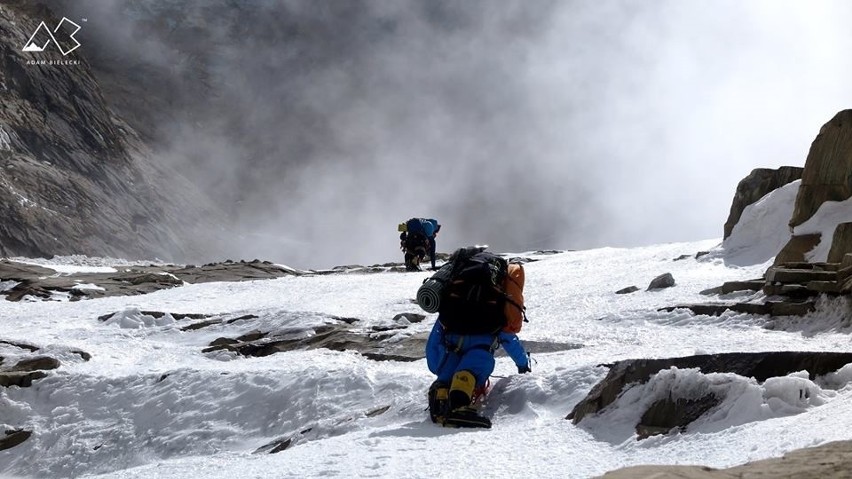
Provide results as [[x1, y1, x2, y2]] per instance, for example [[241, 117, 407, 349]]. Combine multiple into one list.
[[47, 0, 852, 268]]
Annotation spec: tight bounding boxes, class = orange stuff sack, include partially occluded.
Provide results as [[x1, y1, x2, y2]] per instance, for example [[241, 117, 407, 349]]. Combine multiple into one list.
[[502, 263, 526, 333]]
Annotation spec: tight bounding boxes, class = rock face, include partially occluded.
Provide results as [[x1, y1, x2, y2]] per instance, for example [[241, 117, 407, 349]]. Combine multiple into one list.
[[774, 233, 822, 266], [827, 222, 852, 263], [567, 351, 852, 434], [723, 167, 803, 239], [598, 439, 852, 479], [0, 3, 225, 261], [789, 109, 852, 229]]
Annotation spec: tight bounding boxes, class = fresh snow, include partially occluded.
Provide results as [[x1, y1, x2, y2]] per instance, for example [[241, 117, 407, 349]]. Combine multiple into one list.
[[2, 223, 852, 477], [794, 194, 852, 262], [713, 180, 799, 267]]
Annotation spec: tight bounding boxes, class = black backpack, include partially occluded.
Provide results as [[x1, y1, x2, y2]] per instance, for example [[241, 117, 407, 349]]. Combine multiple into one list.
[[438, 251, 509, 335]]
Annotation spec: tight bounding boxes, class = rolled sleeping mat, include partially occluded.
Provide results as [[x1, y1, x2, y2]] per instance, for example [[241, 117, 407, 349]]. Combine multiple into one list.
[[416, 279, 443, 313], [416, 262, 455, 313]]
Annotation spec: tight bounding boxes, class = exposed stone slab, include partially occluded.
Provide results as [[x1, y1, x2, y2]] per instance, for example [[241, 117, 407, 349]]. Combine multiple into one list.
[[615, 286, 639, 294], [806, 281, 841, 294], [765, 268, 836, 284], [659, 303, 771, 316], [719, 280, 765, 294], [0, 371, 47, 387], [767, 301, 816, 316], [1, 260, 301, 302], [598, 439, 852, 479]]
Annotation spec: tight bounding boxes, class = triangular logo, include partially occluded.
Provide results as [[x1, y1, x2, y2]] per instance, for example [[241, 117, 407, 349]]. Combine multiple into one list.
[[21, 18, 81, 56]]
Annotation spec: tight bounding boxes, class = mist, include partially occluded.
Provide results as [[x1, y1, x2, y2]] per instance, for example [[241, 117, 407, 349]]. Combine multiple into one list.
[[50, 0, 852, 268]]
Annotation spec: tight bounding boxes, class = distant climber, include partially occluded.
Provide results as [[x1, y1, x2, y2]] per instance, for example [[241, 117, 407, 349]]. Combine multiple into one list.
[[398, 218, 441, 271]]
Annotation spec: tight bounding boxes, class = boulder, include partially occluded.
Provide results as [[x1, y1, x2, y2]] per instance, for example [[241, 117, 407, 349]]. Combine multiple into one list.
[[647, 273, 675, 290], [790, 110, 852, 229], [567, 352, 852, 425], [724, 166, 804, 239]]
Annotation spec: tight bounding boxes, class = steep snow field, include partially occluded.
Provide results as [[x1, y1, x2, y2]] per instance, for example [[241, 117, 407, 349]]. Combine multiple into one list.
[[3, 231, 852, 478]]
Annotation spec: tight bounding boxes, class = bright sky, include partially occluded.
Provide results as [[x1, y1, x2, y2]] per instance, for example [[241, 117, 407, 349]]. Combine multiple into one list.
[[3, 183, 852, 478]]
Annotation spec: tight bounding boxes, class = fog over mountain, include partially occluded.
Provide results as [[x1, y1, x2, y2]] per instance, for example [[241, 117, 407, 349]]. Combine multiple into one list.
[[46, 0, 852, 268]]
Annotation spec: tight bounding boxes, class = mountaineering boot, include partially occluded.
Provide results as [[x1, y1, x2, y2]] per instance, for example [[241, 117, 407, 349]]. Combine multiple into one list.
[[428, 381, 450, 424], [443, 370, 492, 428], [448, 370, 476, 410], [444, 406, 492, 429]]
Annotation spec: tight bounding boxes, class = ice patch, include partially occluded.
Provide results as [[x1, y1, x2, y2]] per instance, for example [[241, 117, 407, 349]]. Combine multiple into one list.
[[0, 280, 18, 292]]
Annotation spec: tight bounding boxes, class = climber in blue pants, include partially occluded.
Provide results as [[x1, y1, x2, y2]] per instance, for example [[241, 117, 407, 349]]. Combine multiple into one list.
[[425, 320, 530, 428]]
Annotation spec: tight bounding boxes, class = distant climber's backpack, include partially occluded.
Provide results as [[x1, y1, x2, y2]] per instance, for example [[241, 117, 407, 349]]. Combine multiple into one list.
[[438, 252, 527, 335], [405, 218, 426, 236]]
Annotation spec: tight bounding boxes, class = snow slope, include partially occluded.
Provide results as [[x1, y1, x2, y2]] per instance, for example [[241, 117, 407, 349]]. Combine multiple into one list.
[[2, 234, 852, 478]]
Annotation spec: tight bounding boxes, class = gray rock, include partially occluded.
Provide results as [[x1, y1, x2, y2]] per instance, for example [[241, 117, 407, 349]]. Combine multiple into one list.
[[647, 273, 675, 290], [10, 356, 59, 372], [615, 286, 639, 294]]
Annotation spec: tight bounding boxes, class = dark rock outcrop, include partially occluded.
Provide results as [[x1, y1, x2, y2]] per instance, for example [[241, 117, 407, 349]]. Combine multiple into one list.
[[636, 394, 720, 439], [200, 314, 580, 362], [9, 356, 60, 372], [615, 286, 639, 294], [0, 429, 32, 451], [567, 352, 852, 429], [647, 273, 675, 290], [724, 167, 803, 239], [0, 259, 300, 301], [0, 346, 65, 388], [789, 110, 852, 229]]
